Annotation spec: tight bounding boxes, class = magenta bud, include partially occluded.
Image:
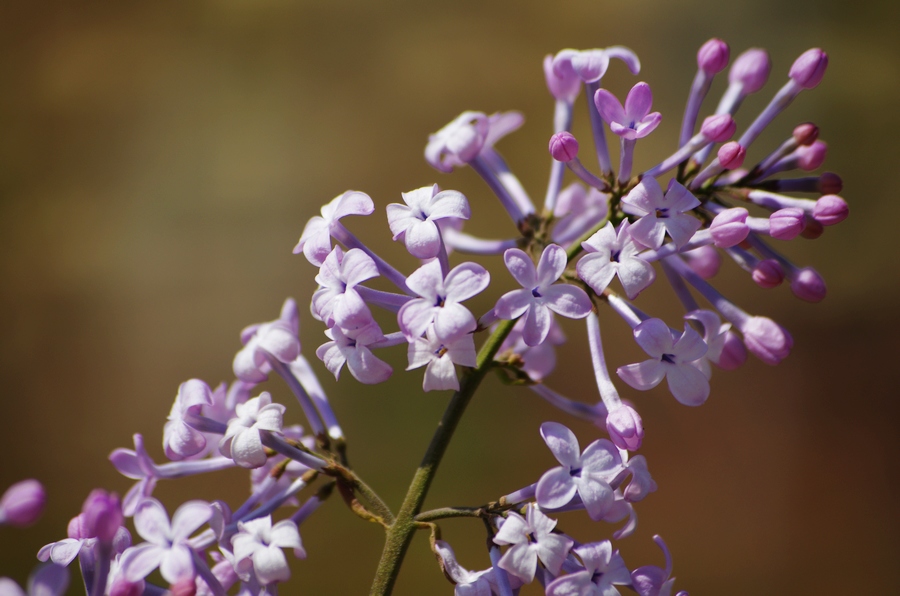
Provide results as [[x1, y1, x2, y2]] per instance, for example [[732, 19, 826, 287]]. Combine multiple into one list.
[[717, 142, 746, 170], [697, 38, 730, 74], [683, 245, 721, 279], [700, 114, 736, 142], [710, 208, 749, 247], [791, 267, 827, 302], [792, 123, 819, 146], [549, 132, 579, 162], [81, 489, 123, 544], [607, 405, 644, 451], [169, 579, 197, 596], [741, 316, 793, 365], [769, 208, 805, 240], [110, 580, 144, 596], [729, 48, 771, 93], [0, 479, 46, 527], [717, 330, 748, 370], [789, 48, 828, 89], [813, 194, 848, 226], [752, 259, 785, 288], [796, 140, 827, 171], [820, 172, 843, 194]]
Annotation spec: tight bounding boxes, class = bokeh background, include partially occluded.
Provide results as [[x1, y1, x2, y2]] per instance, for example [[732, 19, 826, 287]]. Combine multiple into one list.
[[1, 1, 897, 593]]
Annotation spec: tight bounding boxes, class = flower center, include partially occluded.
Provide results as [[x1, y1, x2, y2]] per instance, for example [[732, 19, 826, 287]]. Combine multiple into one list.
[[655, 207, 670, 219], [531, 287, 542, 298], [661, 353, 676, 364]]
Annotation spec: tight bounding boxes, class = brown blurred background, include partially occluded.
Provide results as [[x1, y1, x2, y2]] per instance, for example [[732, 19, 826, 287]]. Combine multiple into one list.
[[1, 0, 897, 593]]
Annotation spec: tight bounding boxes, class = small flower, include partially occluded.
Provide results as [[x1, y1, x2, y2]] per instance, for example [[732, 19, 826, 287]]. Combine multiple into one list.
[[407, 325, 476, 392], [233, 298, 301, 383], [118, 498, 212, 584], [163, 379, 214, 461], [577, 220, 656, 299], [630, 536, 684, 596], [311, 246, 379, 329], [493, 504, 574, 583], [535, 422, 625, 520], [425, 111, 523, 173], [594, 82, 662, 140], [545, 540, 631, 596], [434, 539, 506, 596], [398, 259, 489, 342], [232, 516, 305, 585], [316, 321, 393, 384], [621, 178, 702, 250], [0, 564, 69, 596], [219, 392, 286, 469], [494, 244, 592, 347], [616, 319, 710, 406], [293, 190, 375, 266], [0, 479, 45, 528], [386, 184, 470, 258]]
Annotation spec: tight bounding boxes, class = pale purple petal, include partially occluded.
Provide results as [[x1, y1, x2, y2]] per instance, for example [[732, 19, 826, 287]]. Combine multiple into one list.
[[346, 346, 393, 384], [540, 422, 581, 467], [493, 290, 533, 320], [404, 219, 442, 258], [433, 304, 476, 342], [664, 182, 700, 213], [170, 501, 212, 540], [621, 178, 663, 216], [536, 533, 574, 575], [428, 190, 471, 220], [498, 543, 537, 583], [316, 341, 346, 380], [404, 260, 443, 300], [577, 253, 617, 294], [633, 112, 662, 138], [120, 543, 165, 581], [332, 190, 374, 219], [663, 214, 702, 248], [618, 257, 656, 299], [664, 363, 710, 406], [617, 360, 666, 391], [540, 284, 592, 319], [536, 467, 577, 509], [445, 334, 477, 367], [633, 319, 673, 357], [523, 302, 552, 346], [254, 403, 286, 432], [536, 244, 568, 287], [573, 476, 615, 520], [503, 249, 537, 288], [159, 543, 196, 583], [255, 545, 291, 584], [628, 215, 666, 250], [232, 430, 267, 468], [579, 439, 622, 475], [133, 499, 171, 545], [424, 357, 459, 392], [398, 300, 437, 340], [594, 89, 626, 124], [341, 249, 379, 287], [444, 263, 490, 302], [673, 326, 707, 363], [270, 520, 303, 550], [624, 82, 652, 119], [493, 513, 527, 545]]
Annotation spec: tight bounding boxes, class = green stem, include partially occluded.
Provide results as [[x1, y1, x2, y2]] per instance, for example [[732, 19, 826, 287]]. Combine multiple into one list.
[[369, 319, 516, 595]]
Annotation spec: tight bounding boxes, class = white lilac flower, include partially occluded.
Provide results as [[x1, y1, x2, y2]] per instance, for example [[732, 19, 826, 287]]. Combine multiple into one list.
[[386, 184, 470, 258], [162, 379, 214, 461], [406, 325, 476, 392], [233, 298, 301, 383], [545, 540, 631, 596], [232, 516, 304, 585], [311, 246, 379, 330], [577, 220, 656, 300], [494, 244, 592, 347], [293, 190, 375, 266], [535, 422, 626, 520], [398, 259, 489, 342], [621, 178, 701, 250], [219, 392, 286, 469], [616, 318, 710, 406], [118, 498, 211, 584], [315, 321, 393, 384], [493, 504, 574, 583]]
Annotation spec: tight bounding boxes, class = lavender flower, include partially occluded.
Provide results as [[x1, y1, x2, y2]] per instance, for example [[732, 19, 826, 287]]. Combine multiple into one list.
[[493, 504, 574, 583]]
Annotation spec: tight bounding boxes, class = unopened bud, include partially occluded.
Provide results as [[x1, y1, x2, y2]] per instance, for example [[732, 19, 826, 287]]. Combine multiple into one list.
[[813, 194, 849, 226], [741, 316, 793, 365], [700, 114, 736, 143], [792, 123, 819, 146], [791, 267, 827, 302], [752, 259, 785, 288], [819, 172, 843, 194], [718, 142, 746, 170], [801, 218, 825, 239], [0, 479, 46, 527], [796, 140, 827, 171], [769, 208, 805, 240], [607, 405, 644, 451], [716, 330, 748, 370], [710, 208, 749, 247], [81, 489, 123, 545], [789, 48, 828, 89], [697, 38, 730, 74], [729, 48, 771, 93], [549, 132, 579, 162], [683, 245, 720, 279]]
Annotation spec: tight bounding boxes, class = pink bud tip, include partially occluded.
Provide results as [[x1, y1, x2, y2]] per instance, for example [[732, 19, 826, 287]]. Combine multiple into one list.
[[797, 140, 827, 171], [0, 479, 46, 527], [717, 142, 746, 170], [81, 489, 123, 544], [801, 218, 825, 239], [819, 172, 843, 194], [769, 208, 805, 240], [791, 267, 827, 302], [741, 316, 793, 365], [683, 245, 721, 279], [752, 259, 785, 288], [607, 405, 644, 451], [697, 38, 730, 74], [549, 132, 579, 162], [729, 48, 771, 93], [169, 579, 197, 596], [813, 194, 848, 226], [700, 114, 736, 143], [717, 330, 748, 370], [710, 208, 749, 247], [792, 123, 819, 146], [790, 48, 828, 89]]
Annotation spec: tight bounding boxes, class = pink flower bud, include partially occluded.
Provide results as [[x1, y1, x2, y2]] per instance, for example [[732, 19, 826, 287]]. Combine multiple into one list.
[[81, 489, 123, 544], [796, 140, 827, 171], [697, 38, 730, 74], [791, 267, 827, 303], [549, 132, 579, 162], [716, 330, 748, 370], [607, 405, 644, 451], [729, 48, 771, 93], [683, 245, 720, 279], [820, 172, 843, 194], [718, 142, 746, 170], [769, 208, 805, 240], [813, 194, 849, 226], [792, 123, 819, 146], [741, 316, 793, 365], [751, 259, 785, 288], [0, 479, 46, 527], [801, 218, 825, 239], [709, 208, 749, 247], [700, 114, 736, 142], [789, 48, 828, 89]]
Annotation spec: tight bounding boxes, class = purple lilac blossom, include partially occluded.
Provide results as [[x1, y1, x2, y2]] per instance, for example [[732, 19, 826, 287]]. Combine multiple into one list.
[[594, 82, 662, 141], [406, 325, 477, 392], [311, 246, 379, 330], [315, 320, 393, 384], [293, 190, 375, 266], [621, 178, 701, 250], [425, 111, 524, 173], [493, 504, 574, 583], [163, 379, 215, 461], [494, 244, 592, 346], [233, 298, 301, 383], [0, 564, 70, 596], [219, 392, 286, 469], [545, 540, 631, 596], [232, 516, 304, 585], [577, 220, 655, 299], [386, 184, 470, 258]]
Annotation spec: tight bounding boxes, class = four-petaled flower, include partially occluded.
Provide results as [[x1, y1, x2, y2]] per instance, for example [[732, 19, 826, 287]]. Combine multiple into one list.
[[577, 220, 656, 299], [621, 178, 701, 250], [163, 379, 214, 461], [293, 190, 375, 266], [232, 516, 305, 585], [312, 246, 379, 330], [545, 540, 632, 596], [494, 244, 592, 347], [387, 184, 471, 258], [594, 82, 661, 140], [233, 298, 301, 383], [316, 321, 393, 384], [219, 392, 286, 468], [425, 111, 524, 172], [493, 503, 574, 583], [616, 319, 710, 406], [407, 325, 476, 392]]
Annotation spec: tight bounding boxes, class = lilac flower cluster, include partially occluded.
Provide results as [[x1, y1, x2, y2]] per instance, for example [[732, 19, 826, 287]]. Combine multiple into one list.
[[0, 38, 846, 596]]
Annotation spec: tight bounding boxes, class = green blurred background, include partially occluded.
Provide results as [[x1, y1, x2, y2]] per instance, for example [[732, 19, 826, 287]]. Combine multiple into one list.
[[1, 0, 897, 593]]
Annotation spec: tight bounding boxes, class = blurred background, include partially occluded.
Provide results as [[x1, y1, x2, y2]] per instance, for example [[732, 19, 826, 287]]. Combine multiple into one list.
[[1, 0, 897, 593]]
